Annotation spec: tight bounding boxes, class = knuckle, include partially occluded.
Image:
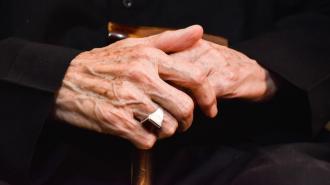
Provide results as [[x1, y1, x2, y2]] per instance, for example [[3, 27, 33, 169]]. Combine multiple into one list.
[[191, 69, 206, 86], [134, 45, 152, 57], [128, 60, 148, 72], [225, 71, 238, 82], [139, 136, 156, 149], [202, 95, 215, 108], [249, 59, 258, 64], [127, 65, 158, 86], [128, 67, 155, 84], [179, 96, 194, 120], [162, 122, 177, 137]]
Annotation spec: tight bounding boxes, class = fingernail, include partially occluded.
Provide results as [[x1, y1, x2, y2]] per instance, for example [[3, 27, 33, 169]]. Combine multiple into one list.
[[209, 103, 218, 118]]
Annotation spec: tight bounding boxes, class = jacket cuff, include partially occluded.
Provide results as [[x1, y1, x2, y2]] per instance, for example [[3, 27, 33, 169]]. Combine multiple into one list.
[[1, 38, 81, 92], [231, 29, 330, 136]]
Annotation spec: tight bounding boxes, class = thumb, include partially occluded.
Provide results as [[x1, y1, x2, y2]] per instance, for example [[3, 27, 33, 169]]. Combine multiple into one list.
[[146, 25, 203, 53]]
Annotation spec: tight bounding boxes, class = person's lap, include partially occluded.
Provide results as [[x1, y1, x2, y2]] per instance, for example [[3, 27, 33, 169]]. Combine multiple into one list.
[[34, 115, 330, 185], [153, 142, 330, 185]]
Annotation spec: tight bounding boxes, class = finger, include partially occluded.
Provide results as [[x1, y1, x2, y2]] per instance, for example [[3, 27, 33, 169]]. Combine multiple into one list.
[[124, 118, 158, 150], [93, 102, 158, 150], [147, 48, 218, 117], [160, 59, 218, 117], [62, 71, 176, 144], [90, 97, 158, 149], [132, 99, 178, 139], [67, 54, 194, 131], [191, 81, 218, 117], [145, 25, 203, 53], [71, 50, 217, 118], [146, 76, 195, 132], [89, 98, 158, 149]]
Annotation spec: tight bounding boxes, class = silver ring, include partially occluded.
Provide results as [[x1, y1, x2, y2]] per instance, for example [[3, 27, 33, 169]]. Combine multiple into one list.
[[140, 108, 164, 129]]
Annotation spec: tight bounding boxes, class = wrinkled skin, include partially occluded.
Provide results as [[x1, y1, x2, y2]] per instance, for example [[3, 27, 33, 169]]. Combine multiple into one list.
[[55, 25, 218, 149], [171, 40, 277, 102], [55, 25, 277, 149]]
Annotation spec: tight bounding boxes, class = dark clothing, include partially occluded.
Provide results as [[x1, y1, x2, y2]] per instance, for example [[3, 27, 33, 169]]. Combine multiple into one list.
[[0, 0, 329, 184]]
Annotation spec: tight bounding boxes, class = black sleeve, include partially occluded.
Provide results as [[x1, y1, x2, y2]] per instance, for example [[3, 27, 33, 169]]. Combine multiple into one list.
[[0, 180, 10, 185], [232, 1, 330, 135], [0, 38, 80, 184]]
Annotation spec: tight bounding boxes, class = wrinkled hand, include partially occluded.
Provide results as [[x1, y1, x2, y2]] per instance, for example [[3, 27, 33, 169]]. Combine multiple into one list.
[[55, 25, 217, 149], [171, 39, 277, 102]]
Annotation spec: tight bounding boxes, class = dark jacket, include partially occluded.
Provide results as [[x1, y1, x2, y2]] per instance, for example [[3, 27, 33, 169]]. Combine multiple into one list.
[[0, 0, 329, 184]]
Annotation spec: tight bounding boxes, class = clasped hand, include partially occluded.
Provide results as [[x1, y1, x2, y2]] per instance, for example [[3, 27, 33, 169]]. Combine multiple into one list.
[[55, 25, 276, 149]]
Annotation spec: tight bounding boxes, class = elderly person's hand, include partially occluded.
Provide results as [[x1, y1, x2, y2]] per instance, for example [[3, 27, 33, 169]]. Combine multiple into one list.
[[171, 39, 277, 103], [54, 25, 217, 149]]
